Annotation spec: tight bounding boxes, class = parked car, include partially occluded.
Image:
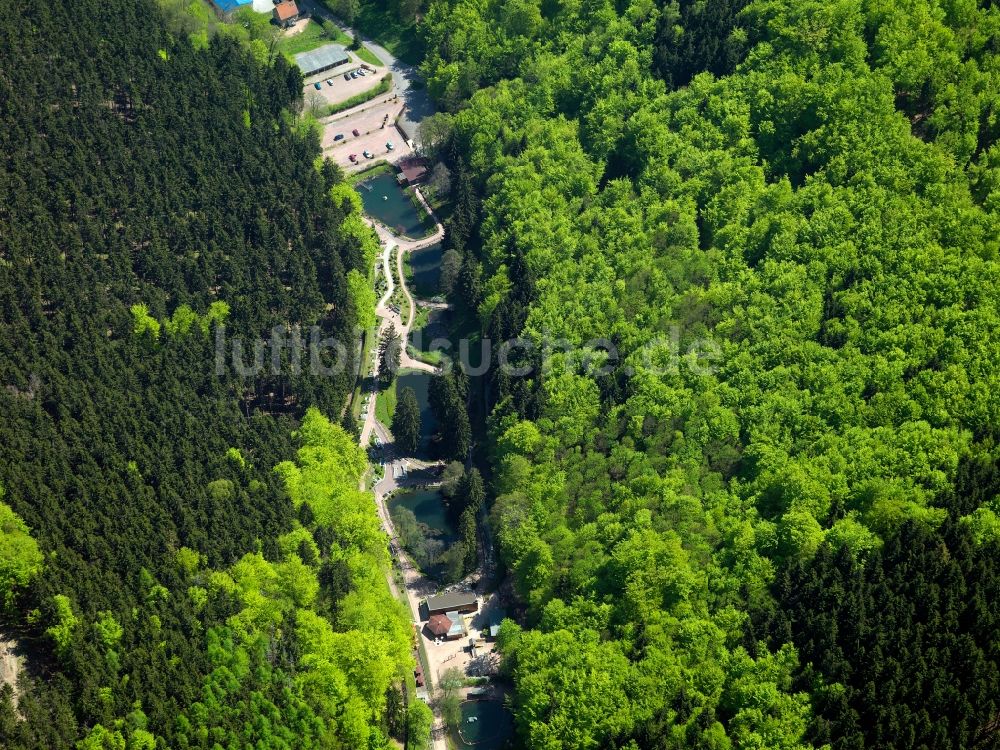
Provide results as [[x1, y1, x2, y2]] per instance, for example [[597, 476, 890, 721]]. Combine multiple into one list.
[[352, 128, 360, 137], [333, 133, 344, 141], [313, 82, 322, 90], [363, 150, 373, 159], [348, 154, 358, 163], [344, 72, 351, 80], [350, 71, 358, 79], [357, 69, 366, 76], [326, 78, 334, 86], [385, 141, 394, 151]]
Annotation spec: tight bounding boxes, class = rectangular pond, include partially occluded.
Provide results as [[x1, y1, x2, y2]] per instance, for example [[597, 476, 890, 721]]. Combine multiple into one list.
[[389, 487, 458, 578], [408, 308, 449, 355], [390, 489, 454, 539], [358, 172, 436, 239], [409, 242, 442, 297], [457, 700, 514, 749]]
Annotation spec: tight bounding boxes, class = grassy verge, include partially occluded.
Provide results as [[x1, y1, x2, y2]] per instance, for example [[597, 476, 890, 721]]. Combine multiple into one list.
[[407, 345, 443, 367], [421, 186, 454, 227], [403, 186, 432, 225], [355, 44, 383, 66], [351, 326, 378, 422], [376, 377, 398, 424], [402, 250, 414, 286], [410, 304, 430, 331], [320, 73, 392, 117], [349, 160, 394, 184], [398, 189, 438, 240], [329, 27, 353, 46], [415, 630, 434, 692]]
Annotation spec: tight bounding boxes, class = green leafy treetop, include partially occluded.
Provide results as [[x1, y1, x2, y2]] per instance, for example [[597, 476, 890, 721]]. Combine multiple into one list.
[[0, 485, 43, 611]]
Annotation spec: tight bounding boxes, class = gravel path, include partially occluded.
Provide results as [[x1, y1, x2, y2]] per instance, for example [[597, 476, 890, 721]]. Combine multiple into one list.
[[352, 195, 452, 749]]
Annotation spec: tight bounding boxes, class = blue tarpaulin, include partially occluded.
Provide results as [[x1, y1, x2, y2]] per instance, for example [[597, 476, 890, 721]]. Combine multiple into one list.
[[213, 0, 253, 13]]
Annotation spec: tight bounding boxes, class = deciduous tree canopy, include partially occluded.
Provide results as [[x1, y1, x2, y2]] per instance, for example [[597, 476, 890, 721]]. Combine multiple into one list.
[[417, 0, 1000, 746]]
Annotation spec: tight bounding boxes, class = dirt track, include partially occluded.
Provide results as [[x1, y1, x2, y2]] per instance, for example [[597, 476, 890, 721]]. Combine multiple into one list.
[[0, 633, 23, 710]]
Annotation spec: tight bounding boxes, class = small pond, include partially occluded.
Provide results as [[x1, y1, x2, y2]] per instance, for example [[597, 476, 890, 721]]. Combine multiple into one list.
[[389, 487, 458, 579], [358, 173, 435, 239], [457, 700, 514, 749], [409, 242, 442, 297], [390, 489, 454, 539], [408, 308, 449, 355]]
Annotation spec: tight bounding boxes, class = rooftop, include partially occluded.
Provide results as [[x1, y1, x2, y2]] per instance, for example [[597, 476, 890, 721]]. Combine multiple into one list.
[[446, 611, 467, 637], [426, 591, 477, 612], [400, 164, 428, 183], [428, 611, 467, 638], [293, 44, 349, 76], [427, 613, 452, 637], [274, 0, 298, 20]]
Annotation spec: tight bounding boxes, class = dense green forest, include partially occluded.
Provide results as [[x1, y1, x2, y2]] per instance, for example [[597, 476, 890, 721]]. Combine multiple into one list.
[[5, 0, 1000, 746], [0, 0, 412, 747], [404, 0, 1000, 747]]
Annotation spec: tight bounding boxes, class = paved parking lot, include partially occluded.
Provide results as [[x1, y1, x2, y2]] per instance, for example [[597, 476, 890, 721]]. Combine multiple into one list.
[[304, 62, 387, 107], [321, 98, 400, 148], [321, 99, 414, 171]]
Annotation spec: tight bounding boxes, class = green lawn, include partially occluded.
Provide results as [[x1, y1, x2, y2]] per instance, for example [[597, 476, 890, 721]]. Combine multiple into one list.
[[376, 377, 397, 425], [275, 18, 345, 57], [355, 44, 383, 66], [349, 160, 394, 184], [328, 25, 353, 46], [407, 345, 442, 367], [410, 304, 429, 331]]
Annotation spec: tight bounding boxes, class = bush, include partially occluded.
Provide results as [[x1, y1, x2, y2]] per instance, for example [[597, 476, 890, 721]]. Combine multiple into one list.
[[320, 74, 392, 117]]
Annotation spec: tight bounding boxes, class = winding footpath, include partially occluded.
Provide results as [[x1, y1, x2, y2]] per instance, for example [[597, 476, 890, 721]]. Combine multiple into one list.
[[359, 207, 443, 444], [355, 203, 450, 749], [295, 14, 453, 742]]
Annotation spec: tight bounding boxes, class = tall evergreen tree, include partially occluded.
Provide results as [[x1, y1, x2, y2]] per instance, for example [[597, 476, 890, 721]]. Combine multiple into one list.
[[428, 370, 471, 461], [378, 323, 402, 386], [392, 386, 422, 454]]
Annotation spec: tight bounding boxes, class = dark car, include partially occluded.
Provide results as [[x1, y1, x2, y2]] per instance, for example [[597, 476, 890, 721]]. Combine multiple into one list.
[[352, 128, 360, 137], [313, 82, 321, 90], [333, 133, 344, 141]]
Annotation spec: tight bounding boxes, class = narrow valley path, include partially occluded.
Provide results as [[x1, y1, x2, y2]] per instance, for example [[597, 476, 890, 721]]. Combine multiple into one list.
[[354, 205, 451, 750]]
